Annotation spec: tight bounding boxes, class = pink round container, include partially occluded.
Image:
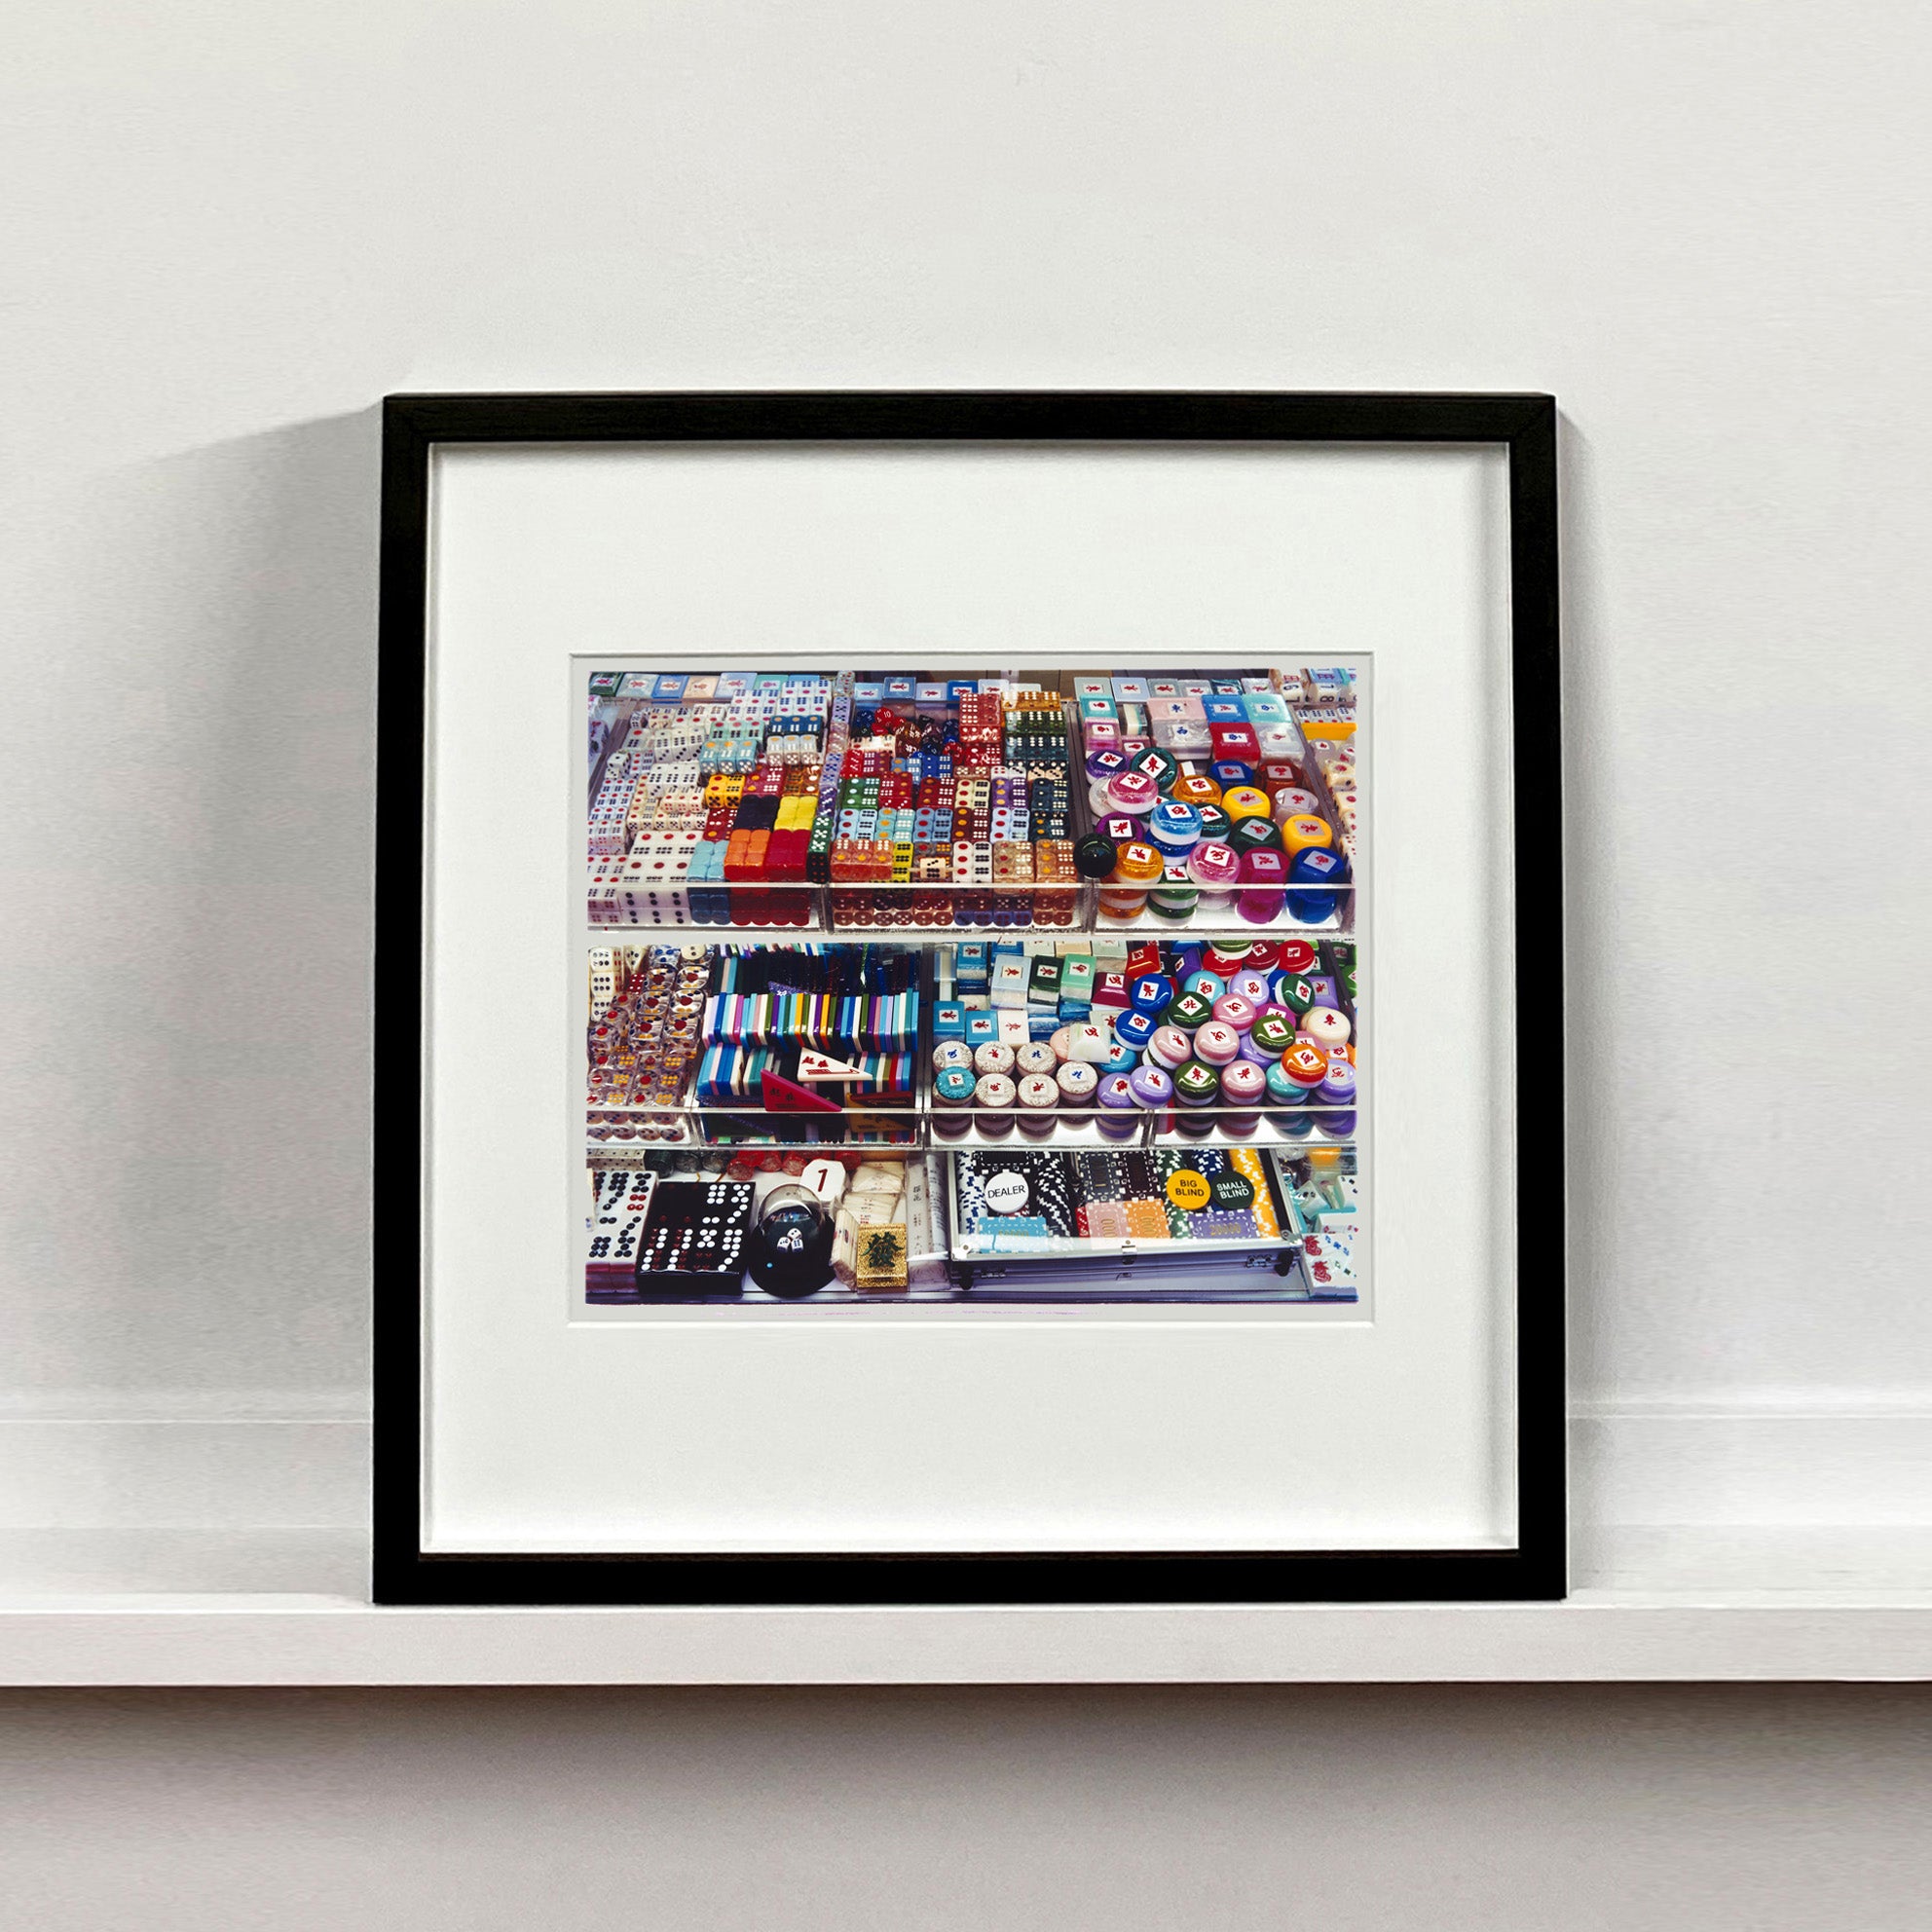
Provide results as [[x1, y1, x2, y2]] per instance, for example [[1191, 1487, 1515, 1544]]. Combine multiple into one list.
[[1049, 1025, 1076, 1063], [1235, 848, 1287, 925], [1146, 1024, 1194, 1071], [1105, 770, 1159, 816], [1187, 840, 1240, 889], [1218, 1059, 1266, 1134], [1210, 993, 1257, 1035], [1193, 1021, 1240, 1067]]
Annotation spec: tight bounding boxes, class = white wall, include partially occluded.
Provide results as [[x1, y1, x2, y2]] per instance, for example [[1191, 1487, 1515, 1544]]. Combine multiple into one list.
[[4, 0, 1930, 1913]]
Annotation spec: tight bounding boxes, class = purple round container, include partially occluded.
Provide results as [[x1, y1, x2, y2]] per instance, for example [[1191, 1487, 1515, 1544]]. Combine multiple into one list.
[[1315, 1059, 1356, 1137], [1096, 1071, 1138, 1140], [1230, 970, 1274, 1006], [1128, 1062, 1175, 1132], [1236, 1030, 1277, 1069]]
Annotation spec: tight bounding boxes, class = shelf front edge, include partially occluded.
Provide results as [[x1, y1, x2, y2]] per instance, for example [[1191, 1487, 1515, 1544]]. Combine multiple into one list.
[[0, 1597, 1928, 1687]]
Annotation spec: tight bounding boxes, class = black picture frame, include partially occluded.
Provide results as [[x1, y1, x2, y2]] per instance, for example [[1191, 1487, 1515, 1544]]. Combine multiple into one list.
[[374, 390, 1563, 1608]]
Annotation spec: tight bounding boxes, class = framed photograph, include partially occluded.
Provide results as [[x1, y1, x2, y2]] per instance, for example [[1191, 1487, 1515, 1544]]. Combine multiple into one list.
[[375, 390, 1562, 1605]]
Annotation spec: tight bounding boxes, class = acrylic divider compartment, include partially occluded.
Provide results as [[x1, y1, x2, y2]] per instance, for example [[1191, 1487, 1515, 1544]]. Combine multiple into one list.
[[586, 934, 1363, 1156], [586, 667, 1359, 941], [943, 1143, 1359, 1304]]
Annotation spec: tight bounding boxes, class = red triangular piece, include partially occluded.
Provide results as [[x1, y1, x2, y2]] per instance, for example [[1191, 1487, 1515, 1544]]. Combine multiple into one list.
[[761, 1068, 844, 1114]]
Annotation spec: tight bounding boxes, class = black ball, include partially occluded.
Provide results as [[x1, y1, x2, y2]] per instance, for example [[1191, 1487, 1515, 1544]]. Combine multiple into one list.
[[747, 1190, 835, 1298], [1073, 834, 1118, 880]]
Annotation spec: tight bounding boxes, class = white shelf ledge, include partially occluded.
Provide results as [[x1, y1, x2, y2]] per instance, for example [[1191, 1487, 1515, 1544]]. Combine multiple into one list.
[[0, 1529, 1927, 1685], [1, 1588, 1929, 1686]]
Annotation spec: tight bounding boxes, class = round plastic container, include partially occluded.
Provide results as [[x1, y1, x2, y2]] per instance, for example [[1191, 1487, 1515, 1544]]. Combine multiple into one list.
[[1249, 1010, 1297, 1058], [1015, 1039, 1059, 1078], [1170, 771, 1221, 809], [1055, 1059, 1098, 1106], [1210, 993, 1257, 1035], [1017, 1073, 1060, 1138], [1270, 786, 1323, 823], [1148, 799, 1203, 859], [1194, 1021, 1240, 1067], [1168, 989, 1215, 1031], [933, 1064, 977, 1138], [1281, 1040, 1330, 1098], [973, 1071, 1016, 1133], [1128, 1062, 1174, 1131], [1134, 747, 1181, 797], [1173, 1059, 1219, 1135], [1230, 969, 1274, 1007], [1302, 1004, 1352, 1054], [1146, 1024, 1194, 1071], [1218, 1059, 1266, 1135], [1315, 1059, 1357, 1136], [1236, 1029, 1278, 1068], [1285, 846, 1349, 924], [1194, 803, 1233, 846], [1114, 1009, 1158, 1054], [1105, 770, 1160, 817], [933, 1040, 974, 1074], [973, 1041, 1016, 1078], [1184, 839, 1240, 917], [1096, 1071, 1138, 1141], [1148, 889, 1199, 925], [1236, 848, 1287, 925], [1266, 1059, 1315, 1136], [1221, 784, 1273, 824], [1280, 812, 1335, 857]]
